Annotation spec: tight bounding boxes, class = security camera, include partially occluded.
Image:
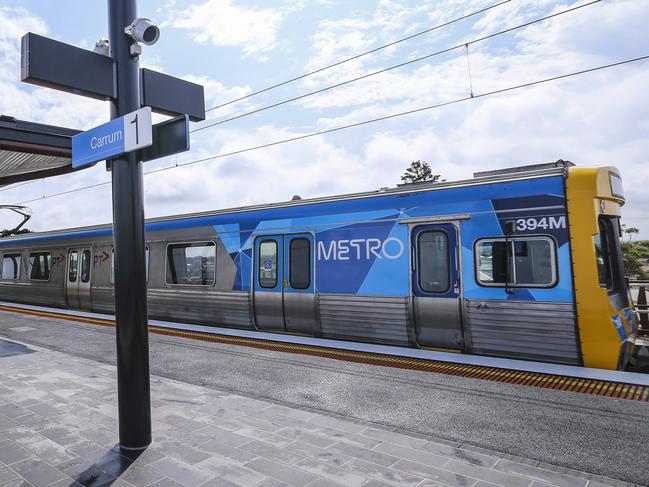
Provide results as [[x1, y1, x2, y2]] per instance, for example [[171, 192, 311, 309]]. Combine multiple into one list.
[[124, 18, 160, 46]]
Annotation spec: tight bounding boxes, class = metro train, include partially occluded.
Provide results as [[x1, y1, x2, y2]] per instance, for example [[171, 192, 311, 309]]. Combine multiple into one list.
[[0, 161, 637, 370]]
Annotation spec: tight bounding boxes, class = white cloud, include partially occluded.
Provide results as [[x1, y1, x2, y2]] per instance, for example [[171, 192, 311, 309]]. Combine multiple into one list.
[[164, 0, 285, 60]]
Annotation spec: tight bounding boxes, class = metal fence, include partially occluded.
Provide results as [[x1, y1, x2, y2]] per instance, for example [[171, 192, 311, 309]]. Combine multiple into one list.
[[629, 280, 649, 338]]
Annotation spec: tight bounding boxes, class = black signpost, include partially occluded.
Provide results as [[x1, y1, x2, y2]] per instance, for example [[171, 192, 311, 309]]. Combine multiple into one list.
[[108, 0, 151, 450], [16, 0, 205, 450]]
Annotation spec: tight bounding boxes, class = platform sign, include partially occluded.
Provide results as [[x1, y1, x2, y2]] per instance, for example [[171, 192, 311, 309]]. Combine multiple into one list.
[[72, 107, 152, 169]]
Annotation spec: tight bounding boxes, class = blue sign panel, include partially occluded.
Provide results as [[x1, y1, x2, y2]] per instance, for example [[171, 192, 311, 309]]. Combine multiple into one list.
[[72, 117, 125, 168], [71, 107, 152, 169]]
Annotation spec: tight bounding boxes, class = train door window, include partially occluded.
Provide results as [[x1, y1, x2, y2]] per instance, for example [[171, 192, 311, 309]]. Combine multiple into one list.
[[593, 232, 609, 288], [28, 252, 51, 281], [1, 254, 21, 280], [418, 231, 450, 293], [81, 250, 91, 283], [111, 246, 150, 284], [166, 242, 215, 285], [68, 251, 78, 282], [476, 237, 556, 287], [259, 240, 278, 288], [289, 238, 310, 289]]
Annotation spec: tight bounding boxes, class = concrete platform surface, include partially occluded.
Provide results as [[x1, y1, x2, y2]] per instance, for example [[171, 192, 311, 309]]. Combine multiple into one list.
[[0, 338, 639, 487]]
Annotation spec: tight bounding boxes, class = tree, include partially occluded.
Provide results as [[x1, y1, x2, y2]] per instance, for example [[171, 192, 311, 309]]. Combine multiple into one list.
[[624, 226, 640, 241], [400, 160, 441, 184]]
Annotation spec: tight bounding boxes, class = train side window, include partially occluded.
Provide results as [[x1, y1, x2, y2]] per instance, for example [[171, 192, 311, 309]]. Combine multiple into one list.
[[81, 250, 91, 283], [166, 242, 215, 286], [111, 246, 149, 284], [418, 231, 450, 293], [28, 252, 51, 281], [259, 240, 278, 288], [476, 237, 556, 287], [1, 253, 21, 280], [68, 251, 78, 283], [289, 238, 310, 290], [595, 216, 626, 295]]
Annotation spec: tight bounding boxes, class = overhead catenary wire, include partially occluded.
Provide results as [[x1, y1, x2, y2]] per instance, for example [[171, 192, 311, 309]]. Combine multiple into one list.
[[192, 0, 602, 133], [204, 0, 513, 113], [0, 180, 39, 193], [13, 53, 649, 206]]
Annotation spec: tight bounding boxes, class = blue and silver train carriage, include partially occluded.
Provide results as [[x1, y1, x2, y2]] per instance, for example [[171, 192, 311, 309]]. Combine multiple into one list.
[[0, 161, 636, 370]]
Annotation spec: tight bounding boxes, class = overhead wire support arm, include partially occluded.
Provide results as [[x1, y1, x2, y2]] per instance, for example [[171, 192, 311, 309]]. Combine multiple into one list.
[[192, 0, 602, 134], [0, 205, 32, 237], [204, 0, 513, 113]]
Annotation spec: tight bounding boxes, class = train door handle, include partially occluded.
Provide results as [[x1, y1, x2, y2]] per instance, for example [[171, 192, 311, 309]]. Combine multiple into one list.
[[282, 279, 288, 289]]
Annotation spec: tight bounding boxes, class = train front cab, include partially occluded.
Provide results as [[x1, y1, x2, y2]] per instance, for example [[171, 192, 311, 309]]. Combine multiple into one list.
[[567, 166, 636, 370]]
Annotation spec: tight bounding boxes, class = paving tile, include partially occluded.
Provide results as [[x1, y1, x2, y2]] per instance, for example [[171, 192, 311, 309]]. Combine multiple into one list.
[[0, 404, 30, 420], [373, 442, 446, 469], [197, 440, 257, 464], [339, 459, 423, 487], [25, 403, 63, 419], [358, 428, 427, 450], [148, 456, 213, 487], [146, 478, 185, 487], [493, 459, 587, 487], [255, 480, 292, 487], [418, 442, 499, 468], [244, 457, 317, 487], [442, 460, 532, 487], [12, 413, 49, 430], [276, 428, 337, 449], [0, 478, 35, 487], [0, 463, 20, 484], [260, 405, 317, 423], [195, 426, 250, 448], [356, 481, 395, 487], [0, 415, 18, 433], [241, 440, 305, 465], [317, 429, 380, 450], [196, 458, 267, 486], [305, 479, 348, 487], [2, 428, 46, 447], [120, 463, 166, 486], [21, 438, 77, 466], [10, 457, 68, 487], [77, 426, 117, 447], [283, 441, 352, 467], [158, 441, 210, 465], [47, 478, 85, 487], [293, 457, 366, 487], [391, 459, 475, 487], [306, 417, 366, 435], [235, 429, 293, 448], [329, 442, 398, 468], [0, 439, 33, 465]]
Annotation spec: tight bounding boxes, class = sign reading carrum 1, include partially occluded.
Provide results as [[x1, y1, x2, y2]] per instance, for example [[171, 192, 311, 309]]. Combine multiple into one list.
[[71, 107, 152, 169]]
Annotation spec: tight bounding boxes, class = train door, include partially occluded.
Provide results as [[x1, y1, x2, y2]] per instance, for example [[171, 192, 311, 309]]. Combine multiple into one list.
[[66, 248, 92, 309], [253, 233, 316, 334], [411, 224, 463, 349]]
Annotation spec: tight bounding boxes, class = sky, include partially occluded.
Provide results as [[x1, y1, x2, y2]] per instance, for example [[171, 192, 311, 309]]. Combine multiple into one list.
[[0, 0, 648, 237]]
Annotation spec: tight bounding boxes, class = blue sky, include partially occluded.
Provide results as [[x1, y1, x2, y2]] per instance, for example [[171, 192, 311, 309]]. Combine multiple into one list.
[[0, 0, 648, 237]]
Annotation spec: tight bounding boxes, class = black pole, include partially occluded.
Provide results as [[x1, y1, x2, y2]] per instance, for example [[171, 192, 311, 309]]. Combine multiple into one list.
[[108, 0, 151, 449]]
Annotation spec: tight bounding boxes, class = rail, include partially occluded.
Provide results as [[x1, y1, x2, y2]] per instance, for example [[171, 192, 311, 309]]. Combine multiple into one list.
[[629, 280, 649, 338]]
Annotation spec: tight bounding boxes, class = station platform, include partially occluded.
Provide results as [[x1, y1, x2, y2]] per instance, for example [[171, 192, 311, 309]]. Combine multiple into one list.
[[0, 337, 637, 487]]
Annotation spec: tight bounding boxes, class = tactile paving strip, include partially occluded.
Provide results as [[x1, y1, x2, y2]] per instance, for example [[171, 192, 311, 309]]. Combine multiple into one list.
[[2, 304, 647, 402]]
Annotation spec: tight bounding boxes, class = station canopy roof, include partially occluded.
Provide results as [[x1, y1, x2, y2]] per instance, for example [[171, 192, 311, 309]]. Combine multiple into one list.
[[0, 115, 80, 186]]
